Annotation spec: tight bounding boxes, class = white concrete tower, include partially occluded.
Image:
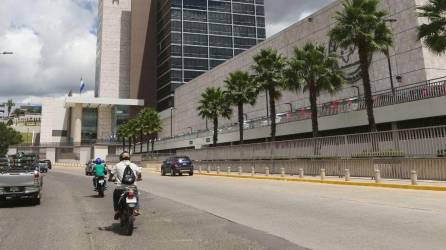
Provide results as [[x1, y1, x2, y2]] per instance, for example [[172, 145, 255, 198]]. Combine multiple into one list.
[[95, 0, 131, 99]]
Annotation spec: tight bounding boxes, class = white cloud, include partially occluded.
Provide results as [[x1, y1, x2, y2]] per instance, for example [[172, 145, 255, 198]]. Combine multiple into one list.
[[0, 0, 97, 104]]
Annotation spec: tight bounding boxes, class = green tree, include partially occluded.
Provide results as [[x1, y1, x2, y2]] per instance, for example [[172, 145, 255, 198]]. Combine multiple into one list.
[[329, 0, 393, 132], [252, 48, 286, 141], [285, 43, 345, 138], [0, 123, 22, 156], [137, 107, 162, 152], [197, 87, 232, 146], [417, 0, 446, 54], [117, 123, 130, 151], [6, 99, 15, 117], [126, 118, 140, 153], [224, 71, 258, 144]]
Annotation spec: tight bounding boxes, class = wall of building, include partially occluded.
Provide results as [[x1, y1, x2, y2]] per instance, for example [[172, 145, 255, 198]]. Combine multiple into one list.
[[159, 0, 446, 139], [95, 0, 131, 99], [130, 0, 158, 110], [40, 99, 69, 143]]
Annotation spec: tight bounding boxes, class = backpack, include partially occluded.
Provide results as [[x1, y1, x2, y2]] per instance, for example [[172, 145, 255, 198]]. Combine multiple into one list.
[[121, 164, 136, 185]]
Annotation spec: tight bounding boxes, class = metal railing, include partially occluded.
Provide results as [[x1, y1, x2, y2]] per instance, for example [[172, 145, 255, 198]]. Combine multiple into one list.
[[178, 125, 446, 160], [158, 76, 446, 143]]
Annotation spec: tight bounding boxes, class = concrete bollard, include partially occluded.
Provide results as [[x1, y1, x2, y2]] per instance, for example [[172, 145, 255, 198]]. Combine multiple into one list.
[[299, 168, 304, 178], [345, 169, 351, 181], [265, 167, 270, 176], [280, 168, 285, 177], [251, 167, 255, 176], [411, 170, 418, 185], [320, 169, 326, 181], [239, 166, 242, 175], [207, 166, 211, 173], [217, 166, 220, 175], [227, 166, 231, 175], [375, 169, 381, 183]]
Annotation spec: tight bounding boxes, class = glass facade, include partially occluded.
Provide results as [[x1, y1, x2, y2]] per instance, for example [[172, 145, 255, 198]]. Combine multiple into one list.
[[156, 0, 266, 111], [81, 108, 98, 143]]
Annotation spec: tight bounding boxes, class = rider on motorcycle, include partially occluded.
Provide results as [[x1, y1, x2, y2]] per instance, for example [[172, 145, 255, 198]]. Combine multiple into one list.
[[109, 151, 142, 219], [93, 157, 107, 190]]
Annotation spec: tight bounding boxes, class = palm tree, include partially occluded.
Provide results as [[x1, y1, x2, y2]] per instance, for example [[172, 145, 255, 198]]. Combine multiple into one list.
[[6, 99, 15, 117], [285, 43, 345, 138], [417, 0, 446, 54], [252, 48, 287, 141], [127, 118, 140, 153], [329, 0, 393, 132], [137, 107, 162, 152], [197, 87, 232, 146], [224, 71, 258, 144], [117, 123, 130, 151]]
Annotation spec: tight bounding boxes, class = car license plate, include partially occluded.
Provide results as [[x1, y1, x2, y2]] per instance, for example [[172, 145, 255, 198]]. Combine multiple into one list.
[[10, 187, 20, 192], [126, 197, 137, 204], [98, 180, 104, 184]]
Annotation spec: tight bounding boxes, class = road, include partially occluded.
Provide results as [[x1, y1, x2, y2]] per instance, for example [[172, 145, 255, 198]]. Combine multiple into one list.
[[0, 170, 302, 250], [3, 168, 446, 250]]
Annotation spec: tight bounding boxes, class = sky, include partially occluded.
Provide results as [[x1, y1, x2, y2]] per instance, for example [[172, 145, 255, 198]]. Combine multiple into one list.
[[0, 0, 334, 105]]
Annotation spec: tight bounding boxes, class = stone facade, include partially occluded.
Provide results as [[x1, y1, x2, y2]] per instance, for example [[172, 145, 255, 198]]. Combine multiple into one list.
[[95, 0, 131, 99], [159, 0, 446, 138], [40, 99, 69, 143]]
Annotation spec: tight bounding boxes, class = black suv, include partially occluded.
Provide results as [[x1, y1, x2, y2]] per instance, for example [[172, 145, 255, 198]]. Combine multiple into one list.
[[161, 156, 194, 176]]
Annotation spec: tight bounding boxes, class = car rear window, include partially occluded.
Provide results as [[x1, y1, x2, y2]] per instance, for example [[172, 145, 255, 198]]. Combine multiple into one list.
[[175, 157, 191, 162]]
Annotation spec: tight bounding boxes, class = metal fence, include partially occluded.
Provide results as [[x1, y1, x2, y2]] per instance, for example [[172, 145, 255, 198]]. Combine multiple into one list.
[[157, 76, 446, 144], [178, 125, 446, 160]]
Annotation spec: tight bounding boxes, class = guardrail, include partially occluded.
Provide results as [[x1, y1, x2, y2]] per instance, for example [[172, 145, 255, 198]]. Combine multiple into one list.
[[178, 125, 446, 160], [157, 76, 446, 144]]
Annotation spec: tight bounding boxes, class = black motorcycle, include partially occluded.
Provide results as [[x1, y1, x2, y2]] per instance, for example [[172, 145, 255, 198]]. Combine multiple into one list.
[[117, 185, 138, 235], [95, 176, 107, 197]]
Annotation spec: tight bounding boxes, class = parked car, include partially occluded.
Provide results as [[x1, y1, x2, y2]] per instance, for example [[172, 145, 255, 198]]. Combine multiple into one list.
[[43, 159, 52, 169], [161, 156, 194, 176], [0, 153, 43, 204], [85, 160, 95, 176], [38, 161, 49, 173]]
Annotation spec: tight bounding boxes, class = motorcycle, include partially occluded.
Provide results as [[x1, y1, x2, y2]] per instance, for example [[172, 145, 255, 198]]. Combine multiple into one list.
[[95, 176, 107, 197], [117, 185, 138, 235]]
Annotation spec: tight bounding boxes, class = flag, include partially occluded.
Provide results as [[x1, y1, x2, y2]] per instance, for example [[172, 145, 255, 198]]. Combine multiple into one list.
[[80, 77, 86, 94]]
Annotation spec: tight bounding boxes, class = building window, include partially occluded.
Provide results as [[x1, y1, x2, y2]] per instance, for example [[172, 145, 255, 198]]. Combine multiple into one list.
[[81, 108, 98, 143]]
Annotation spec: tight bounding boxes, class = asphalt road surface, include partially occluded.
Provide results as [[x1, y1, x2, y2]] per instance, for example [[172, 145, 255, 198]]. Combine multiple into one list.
[[0, 170, 302, 250]]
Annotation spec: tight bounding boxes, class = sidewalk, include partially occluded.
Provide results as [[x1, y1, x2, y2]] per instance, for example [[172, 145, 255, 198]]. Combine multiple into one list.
[[190, 169, 446, 191]]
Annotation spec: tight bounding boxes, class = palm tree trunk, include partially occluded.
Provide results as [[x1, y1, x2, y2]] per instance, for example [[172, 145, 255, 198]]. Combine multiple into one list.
[[133, 136, 136, 153], [238, 103, 244, 144], [269, 87, 277, 142], [140, 132, 143, 153], [213, 117, 218, 146], [309, 82, 319, 138], [358, 43, 377, 132]]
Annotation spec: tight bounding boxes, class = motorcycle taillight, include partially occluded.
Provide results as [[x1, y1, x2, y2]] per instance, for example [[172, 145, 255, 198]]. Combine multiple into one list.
[[127, 191, 135, 199]]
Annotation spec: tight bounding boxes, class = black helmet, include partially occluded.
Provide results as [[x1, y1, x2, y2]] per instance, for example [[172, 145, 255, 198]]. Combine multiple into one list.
[[119, 151, 130, 161]]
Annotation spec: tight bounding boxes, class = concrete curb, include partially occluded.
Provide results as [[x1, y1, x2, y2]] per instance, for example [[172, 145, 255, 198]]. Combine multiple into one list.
[[197, 173, 446, 192]]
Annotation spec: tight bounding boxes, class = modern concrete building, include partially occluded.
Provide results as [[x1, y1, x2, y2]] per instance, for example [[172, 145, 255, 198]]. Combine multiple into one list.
[[153, 0, 446, 151], [155, 0, 266, 110]]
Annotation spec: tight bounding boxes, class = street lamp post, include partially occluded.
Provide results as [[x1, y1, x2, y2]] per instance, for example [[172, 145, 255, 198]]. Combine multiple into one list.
[[384, 18, 398, 96], [352, 86, 360, 100], [170, 107, 176, 138], [284, 102, 293, 112]]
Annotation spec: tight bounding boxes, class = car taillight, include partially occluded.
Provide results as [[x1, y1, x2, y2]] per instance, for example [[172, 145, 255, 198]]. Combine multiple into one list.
[[127, 191, 135, 199]]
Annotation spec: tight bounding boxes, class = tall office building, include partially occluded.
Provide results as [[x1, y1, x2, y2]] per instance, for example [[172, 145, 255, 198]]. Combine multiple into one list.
[[156, 0, 266, 111]]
